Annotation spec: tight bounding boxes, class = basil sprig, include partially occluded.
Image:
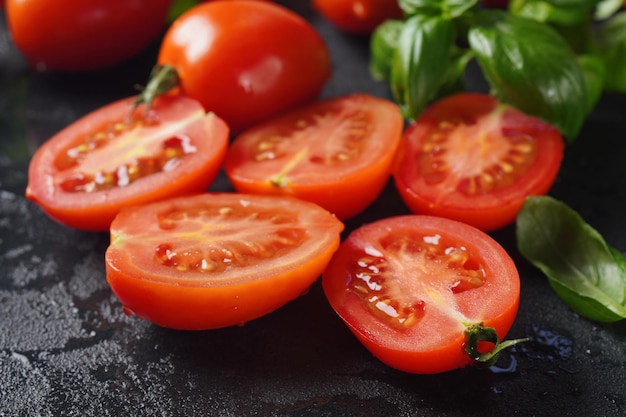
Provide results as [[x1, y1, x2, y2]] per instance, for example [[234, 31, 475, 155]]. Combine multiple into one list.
[[371, 0, 626, 140], [516, 196, 626, 322]]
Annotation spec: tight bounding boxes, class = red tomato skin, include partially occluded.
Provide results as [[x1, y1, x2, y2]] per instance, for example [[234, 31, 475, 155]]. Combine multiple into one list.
[[224, 94, 404, 220], [312, 0, 403, 34], [26, 95, 229, 231], [105, 193, 344, 330], [322, 215, 520, 374], [393, 93, 564, 231], [6, 0, 172, 71], [157, 0, 332, 134]]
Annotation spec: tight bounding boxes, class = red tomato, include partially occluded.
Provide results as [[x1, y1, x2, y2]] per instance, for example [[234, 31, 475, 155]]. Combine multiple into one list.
[[393, 93, 564, 231], [322, 215, 520, 374], [312, 0, 403, 34], [224, 94, 403, 220], [5, 0, 172, 71], [26, 95, 229, 231], [157, 0, 331, 133], [105, 192, 344, 330]]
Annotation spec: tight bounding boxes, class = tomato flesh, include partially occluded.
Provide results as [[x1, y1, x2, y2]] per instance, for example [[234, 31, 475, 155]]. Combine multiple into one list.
[[393, 93, 564, 231], [26, 95, 229, 230], [322, 215, 520, 374], [105, 193, 344, 330], [224, 94, 404, 220]]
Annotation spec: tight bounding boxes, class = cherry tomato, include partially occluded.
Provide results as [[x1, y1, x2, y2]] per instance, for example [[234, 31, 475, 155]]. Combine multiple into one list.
[[5, 0, 172, 71], [312, 0, 403, 35], [26, 95, 229, 231], [322, 215, 520, 374], [105, 192, 344, 330], [224, 94, 403, 220], [393, 93, 564, 231], [157, 0, 331, 133]]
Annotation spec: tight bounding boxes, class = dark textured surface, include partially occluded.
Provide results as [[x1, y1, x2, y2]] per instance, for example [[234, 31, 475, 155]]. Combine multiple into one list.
[[1, 2, 626, 416]]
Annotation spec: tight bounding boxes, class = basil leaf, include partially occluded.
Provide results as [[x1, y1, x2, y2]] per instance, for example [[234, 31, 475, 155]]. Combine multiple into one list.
[[577, 54, 605, 113], [509, 0, 591, 26], [516, 196, 626, 322], [468, 11, 588, 140], [370, 20, 405, 81], [390, 15, 457, 120], [590, 11, 626, 92], [595, 0, 624, 20], [399, 0, 478, 18]]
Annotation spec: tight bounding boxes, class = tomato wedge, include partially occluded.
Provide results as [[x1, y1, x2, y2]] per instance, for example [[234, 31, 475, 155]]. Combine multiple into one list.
[[105, 192, 344, 330], [322, 215, 520, 374], [393, 93, 564, 231], [26, 95, 229, 231], [224, 94, 404, 220]]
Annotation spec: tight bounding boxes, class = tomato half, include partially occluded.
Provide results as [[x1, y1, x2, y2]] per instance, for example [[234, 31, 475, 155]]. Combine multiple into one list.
[[312, 0, 403, 34], [223, 94, 403, 220], [26, 95, 229, 231], [393, 93, 564, 231], [322, 215, 520, 374], [105, 192, 344, 330], [6, 0, 172, 71], [157, 0, 331, 133]]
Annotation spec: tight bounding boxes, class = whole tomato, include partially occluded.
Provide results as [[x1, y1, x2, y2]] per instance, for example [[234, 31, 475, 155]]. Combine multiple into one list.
[[157, 0, 331, 133], [312, 0, 403, 34], [5, 0, 172, 72]]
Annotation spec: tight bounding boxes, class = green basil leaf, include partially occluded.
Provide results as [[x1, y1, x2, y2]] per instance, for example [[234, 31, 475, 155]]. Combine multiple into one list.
[[508, 0, 591, 26], [516, 196, 626, 322], [399, 0, 478, 18], [390, 15, 457, 120], [468, 11, 588, 140], [590, 11, 626, 92], [577, 54, 606, 113], [594, 0, 624, 20], [370, 20, 405, 81]]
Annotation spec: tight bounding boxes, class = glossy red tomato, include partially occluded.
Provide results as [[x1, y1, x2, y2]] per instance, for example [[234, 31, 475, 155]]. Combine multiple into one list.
[[322, 215, 520, 374], [393, 93, 564, 231], [105, 192, 344, 330], [26, 95, 229, 231], [5, 0, 172, 71], [312, 0, 403, 34], [224, 94, 403, 220], [157, 0, 331, 133]]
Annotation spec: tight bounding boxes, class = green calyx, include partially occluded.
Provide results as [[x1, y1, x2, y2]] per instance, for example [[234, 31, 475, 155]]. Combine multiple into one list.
[[464, 323, 528, 368]]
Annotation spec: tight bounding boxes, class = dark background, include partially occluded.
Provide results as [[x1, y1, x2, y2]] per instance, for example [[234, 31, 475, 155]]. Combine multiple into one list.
[[1, 2, 625, 416]]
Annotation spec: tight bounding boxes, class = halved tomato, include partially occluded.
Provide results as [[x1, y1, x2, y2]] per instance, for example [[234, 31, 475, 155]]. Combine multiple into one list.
[[105, 192, 344, 330], [223, 94, 404, 220], [26, 95, 229, 231], [322, 215, 521, 374], [393, 93, 564, 231]]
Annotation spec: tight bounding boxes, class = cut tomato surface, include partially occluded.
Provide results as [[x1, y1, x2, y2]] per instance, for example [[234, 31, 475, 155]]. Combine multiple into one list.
[[224, 94, 404, 220], [393, 93, 564, 231], [322, 215, 520, 374], [105, 192, 344, 330], [26, 95, 229, 231]]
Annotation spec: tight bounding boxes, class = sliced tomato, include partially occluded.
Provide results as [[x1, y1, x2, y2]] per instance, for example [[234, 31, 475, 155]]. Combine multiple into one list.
[[322, 215, 520, 374], [393, 93, 564, 231], [105, 192, 344, 330], [26, 95, 229, 231], [223, 94, 404, 220]]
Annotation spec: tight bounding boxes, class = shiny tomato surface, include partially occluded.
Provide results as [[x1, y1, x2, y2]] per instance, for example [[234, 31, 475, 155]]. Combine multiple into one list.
[[312, 0, 403, 34], [158, 0, 331, 133], [322, 215, 520, 374], [393, 93, 564, 231], [26, 95, 229, 230], [224, 94, 403, 220], [105, 192, 344, 330]]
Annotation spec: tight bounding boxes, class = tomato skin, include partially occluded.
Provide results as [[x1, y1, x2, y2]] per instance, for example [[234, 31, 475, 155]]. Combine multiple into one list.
[[393, 93, 564, 231], [105, 192, 344, 330], [26, 95, 229, 231], [322, 215, 520, 374], [224, 94, 404, 220], [6, 0, 172, 71], [312, 0, 403, 34], [157, 0, 331, 134]]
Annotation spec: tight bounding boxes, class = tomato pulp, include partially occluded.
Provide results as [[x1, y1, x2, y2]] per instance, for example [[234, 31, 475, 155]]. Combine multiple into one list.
[[224, 94, 404, 220], [105, 193, 344, 330], [322, 215, 521, 374], [157, 0, 331, 133], [26, 95, 229, 231], [312, 0, 404, 34], [393, 93, 564, 231]]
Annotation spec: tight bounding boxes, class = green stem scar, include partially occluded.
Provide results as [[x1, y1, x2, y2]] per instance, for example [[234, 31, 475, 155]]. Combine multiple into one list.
[[464, 323, 528, 368]]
